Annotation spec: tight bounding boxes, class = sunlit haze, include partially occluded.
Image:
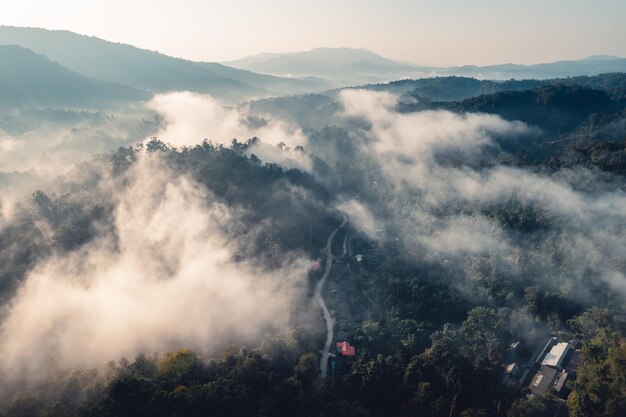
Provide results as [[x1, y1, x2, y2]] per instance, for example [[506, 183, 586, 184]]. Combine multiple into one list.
[[2, 0, 625, 65]]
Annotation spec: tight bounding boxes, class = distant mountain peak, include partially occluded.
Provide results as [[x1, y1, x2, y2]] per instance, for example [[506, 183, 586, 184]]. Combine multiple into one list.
[[223, 47, 412, 85], [582, 54, 623, 61]]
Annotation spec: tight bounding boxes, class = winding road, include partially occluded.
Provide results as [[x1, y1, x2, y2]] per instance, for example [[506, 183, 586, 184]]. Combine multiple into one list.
[[315, 215, 347, 378]]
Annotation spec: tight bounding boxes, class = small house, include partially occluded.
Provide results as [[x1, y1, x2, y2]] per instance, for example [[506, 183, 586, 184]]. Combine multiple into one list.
[[336, 341, 356, 356]]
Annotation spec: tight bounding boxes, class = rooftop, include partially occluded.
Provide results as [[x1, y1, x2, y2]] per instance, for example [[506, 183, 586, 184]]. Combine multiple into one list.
[[554, 371, 569, 392], [336, 341, 356, 356], [505, 363, 517, 374], [528, 337, 556, 366], [530, 366, 559, 396], [542, 342, 571, 369]]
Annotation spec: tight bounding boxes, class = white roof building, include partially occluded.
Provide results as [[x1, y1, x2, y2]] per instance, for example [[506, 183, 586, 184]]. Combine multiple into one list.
[[541, 342, 571, 369]]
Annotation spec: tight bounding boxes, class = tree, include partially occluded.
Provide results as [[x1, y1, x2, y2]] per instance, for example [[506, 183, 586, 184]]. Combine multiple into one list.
[[157, 349, 204, 388], [459, 408, 490, 417], [506, 396, 547, 417], [294, 353, 318, 385], [567, 331, 626, 417], [460, 307, 507, 367]]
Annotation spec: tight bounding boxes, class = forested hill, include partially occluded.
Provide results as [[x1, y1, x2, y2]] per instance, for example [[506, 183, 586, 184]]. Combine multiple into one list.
[[2, 131, 625, 417], [363, 77, 545, 101], [437, 85, 618, 131], [1, 56, 625, 416], [0, 45, 148, 109], [246, 74, 626, 162], [361, 73, 626, 102]]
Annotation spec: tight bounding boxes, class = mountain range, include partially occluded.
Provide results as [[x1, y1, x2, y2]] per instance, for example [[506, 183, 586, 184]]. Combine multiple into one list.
[[226, 48, 626, 86], [0, 26, 332, 103], [1, 26, 625, 108], [440, 55, 626, 80]]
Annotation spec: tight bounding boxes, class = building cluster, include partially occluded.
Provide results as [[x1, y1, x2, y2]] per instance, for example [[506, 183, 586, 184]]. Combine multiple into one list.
[[502, 337, 581, 401]]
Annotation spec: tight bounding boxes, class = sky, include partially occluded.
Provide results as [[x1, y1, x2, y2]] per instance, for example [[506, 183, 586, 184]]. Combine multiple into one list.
[[1, 0, 625, 66]]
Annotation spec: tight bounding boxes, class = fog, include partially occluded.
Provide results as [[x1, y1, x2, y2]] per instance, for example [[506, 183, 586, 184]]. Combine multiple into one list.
[[0, 92, 313, 226], [337, 90, 626, 302], [0, 108, 156, 173], [1, 85, 624, 411], [147, 92, 312, 171], [0, 156, 309, 387], [338, 199, 380, 241], [0, 107, 158, 222]]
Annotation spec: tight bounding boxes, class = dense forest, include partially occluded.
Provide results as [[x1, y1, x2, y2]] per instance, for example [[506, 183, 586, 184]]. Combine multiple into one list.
[[1, 72, 625, 417]]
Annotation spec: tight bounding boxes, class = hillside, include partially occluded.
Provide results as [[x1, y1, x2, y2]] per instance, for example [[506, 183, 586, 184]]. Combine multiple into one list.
[[244, 73, 626, 133], [0, 45, 148, 109], [413, 84, 623, 133], [362, 73, 626, 102], [1, 60, 626, 417], [0, 26, 331, 101], [362, 77, 545, 101]]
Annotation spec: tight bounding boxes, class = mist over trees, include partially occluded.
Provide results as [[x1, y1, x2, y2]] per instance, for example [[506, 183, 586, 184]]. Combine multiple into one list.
[[0, 54, 625, 417]]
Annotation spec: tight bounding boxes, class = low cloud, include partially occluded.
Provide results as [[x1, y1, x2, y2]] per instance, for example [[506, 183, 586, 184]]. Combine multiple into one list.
[[338, 90, 626, 301], [0, 108, 158, 222], [147, 92, 312, 171], [0, 156, 309, 384], [0, 108, 156, 174], [340, 89, 529, 163], [338, 198, 381, 240]]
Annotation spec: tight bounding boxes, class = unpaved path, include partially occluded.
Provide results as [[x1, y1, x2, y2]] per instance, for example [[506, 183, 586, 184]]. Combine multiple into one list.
[[315, 216, 347, 378]]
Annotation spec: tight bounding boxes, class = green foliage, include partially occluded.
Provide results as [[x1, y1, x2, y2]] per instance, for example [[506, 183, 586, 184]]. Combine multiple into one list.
[[158, 349, 205, 388], [294, 353, 318, 384], [459, 409, 490, 417], [567, 324, 626, 417], [460, 307, 507, 367], [506, 396, 547, 417], [1, 72, 626, 417], [556, 139, 626, 175]]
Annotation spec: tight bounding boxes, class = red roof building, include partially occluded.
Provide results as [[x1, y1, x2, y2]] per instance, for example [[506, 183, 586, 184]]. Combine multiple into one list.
[[336, 341, 356, 356]]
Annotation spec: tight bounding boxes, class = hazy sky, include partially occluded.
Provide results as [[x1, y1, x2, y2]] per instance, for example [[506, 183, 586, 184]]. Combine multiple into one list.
[[1, 0, 625, 65]]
